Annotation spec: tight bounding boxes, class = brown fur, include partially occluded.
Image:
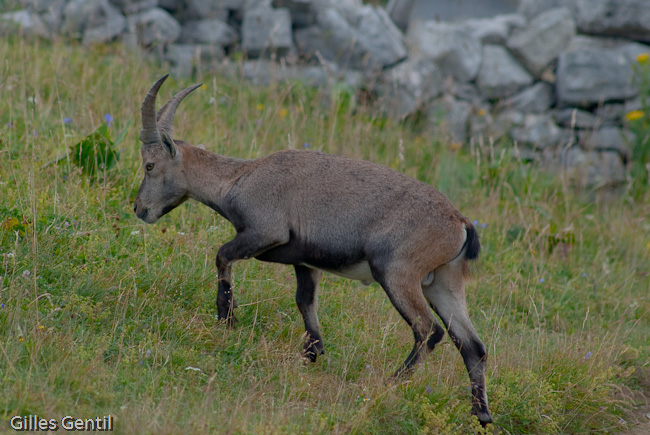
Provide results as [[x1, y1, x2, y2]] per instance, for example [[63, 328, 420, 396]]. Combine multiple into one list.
[[133, 76, 493, 426]]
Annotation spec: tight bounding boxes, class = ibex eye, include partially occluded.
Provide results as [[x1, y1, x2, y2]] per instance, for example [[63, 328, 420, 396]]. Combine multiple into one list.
[[145, 163, 154, 171]]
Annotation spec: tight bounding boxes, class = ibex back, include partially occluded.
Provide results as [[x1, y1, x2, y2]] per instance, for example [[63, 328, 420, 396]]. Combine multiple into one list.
[[133, 75, 493, 426]]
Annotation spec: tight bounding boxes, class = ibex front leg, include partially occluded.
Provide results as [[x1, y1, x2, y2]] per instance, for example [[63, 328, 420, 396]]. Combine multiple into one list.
[[216, 229, 286, 325]]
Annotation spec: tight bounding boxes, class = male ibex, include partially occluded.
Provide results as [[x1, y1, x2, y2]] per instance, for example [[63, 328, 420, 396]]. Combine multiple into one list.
[[133, 75, 493, 425]]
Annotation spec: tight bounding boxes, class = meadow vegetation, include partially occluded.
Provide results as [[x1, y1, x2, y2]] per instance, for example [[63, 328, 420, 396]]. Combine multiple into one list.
[[1, 38, 649, 434]]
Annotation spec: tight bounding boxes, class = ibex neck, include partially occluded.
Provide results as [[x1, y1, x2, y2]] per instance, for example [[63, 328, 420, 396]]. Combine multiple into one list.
[[182, 146, 251, 216]]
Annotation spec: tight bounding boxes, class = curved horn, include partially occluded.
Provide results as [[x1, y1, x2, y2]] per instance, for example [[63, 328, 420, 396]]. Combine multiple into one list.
[[157, 83, 203, 138], [139, 74, 169, 145]]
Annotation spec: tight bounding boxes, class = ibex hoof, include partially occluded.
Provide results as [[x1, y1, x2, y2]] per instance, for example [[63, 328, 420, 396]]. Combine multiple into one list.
[[302, 342, 324, 363], [217, 314, 238, 328], [474, 411, 493, 427]]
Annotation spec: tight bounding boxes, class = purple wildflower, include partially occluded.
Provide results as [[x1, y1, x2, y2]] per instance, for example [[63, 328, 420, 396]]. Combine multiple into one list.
[[540, 278, 545, 283], [304, 142, 310, 148], [472, 220, 478, 226], [1, 303, 5, 309], [585, 351, 592, 360], [64, 117, 71, 124], [479, 222, 487, 229], [104, 113, 113, 126]]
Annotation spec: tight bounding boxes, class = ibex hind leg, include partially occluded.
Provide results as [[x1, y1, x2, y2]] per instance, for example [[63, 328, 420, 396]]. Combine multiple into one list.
[[372, 266, 444, 379], [294, 265, 325, 362], [422, 262, 493, 426]]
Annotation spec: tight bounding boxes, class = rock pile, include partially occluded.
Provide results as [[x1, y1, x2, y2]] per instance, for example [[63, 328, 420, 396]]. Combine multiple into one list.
[[2, 0, 649, 188]]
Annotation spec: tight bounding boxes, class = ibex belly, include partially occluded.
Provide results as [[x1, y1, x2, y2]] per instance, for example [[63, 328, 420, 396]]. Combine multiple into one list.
[[300, 261, 375, 285], [328, 261, 375, 285], [304, 262, 435, 287]]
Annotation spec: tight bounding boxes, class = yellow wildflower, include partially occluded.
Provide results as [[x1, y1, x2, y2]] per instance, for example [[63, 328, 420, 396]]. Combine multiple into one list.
[[451, 142, 461, 150], [38, 325, 45, 330], [257, 103, 264, 111], [279, 108, 288, 118], [625, 110, 644, 121], [477, 108, 486, 116], [637, 53, 649, 64], [200, 84, 207, 90]]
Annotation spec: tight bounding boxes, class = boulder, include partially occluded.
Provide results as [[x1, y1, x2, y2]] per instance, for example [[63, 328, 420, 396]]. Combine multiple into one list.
[[83, 15, 126, 45], [295, 5, 405, 71], [319, 0, 362, 25], [179, 18, 237, 45], [446, 81, 484, 105], [553, 108, 601, 129], [407, 21, 482, 83], [0, 9, 50, 38], [594, 103, 625, 124], [179, 0, 240, 21], [62, 0, 126, 44], [556, 49, 637, 107], [165, 43, 225, 77], [386, 0, 416, 33], [242, 7, 293, 58], [158, 0, 180, 12], [428, 96, 471, 144], [462, 13, 525, 44], [476, 44, 533, 99], [497, 82, 555, 113], [294, 8, 357, 65], [575, 0, 650, 43], [127, 7, 180, 46], [22, 0, 66, 34], [492, 110, 526, 141], [518, 0, 579, 20], [565, 35, 650, 64], [510, 114, 563, 149], [578, 126, 634, 160], [109, 0, 158, 15], [376, 57, 441, 119], [507, 7, 576, 77], [242, 60, 331, 87], [555, 147, 626, 187], [624, 98, 642, 116], [354, 5, 407, 70], [272, 0, 317, 28], [21, 0, 67, 13]]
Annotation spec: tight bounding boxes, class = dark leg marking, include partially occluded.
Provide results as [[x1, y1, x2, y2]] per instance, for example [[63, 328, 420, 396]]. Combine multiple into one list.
[[294, 265, 324, 362], [215, 230, 286, 326]]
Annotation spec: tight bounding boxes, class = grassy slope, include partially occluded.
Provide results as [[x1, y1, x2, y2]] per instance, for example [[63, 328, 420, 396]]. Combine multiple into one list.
[[0, 39, 649, 434]]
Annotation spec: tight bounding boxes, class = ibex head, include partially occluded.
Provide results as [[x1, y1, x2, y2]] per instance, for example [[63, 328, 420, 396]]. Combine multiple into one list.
[[133, 74, 201, 223]]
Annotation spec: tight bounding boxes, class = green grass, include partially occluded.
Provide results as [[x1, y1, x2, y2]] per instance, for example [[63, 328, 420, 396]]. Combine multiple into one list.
[[1, 37, 649, 434]]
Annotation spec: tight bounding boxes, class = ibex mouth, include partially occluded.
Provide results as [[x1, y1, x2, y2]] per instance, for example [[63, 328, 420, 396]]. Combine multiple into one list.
[[136, 208, 149, 221]]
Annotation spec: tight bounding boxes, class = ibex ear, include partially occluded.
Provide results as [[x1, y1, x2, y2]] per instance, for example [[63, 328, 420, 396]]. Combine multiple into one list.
[[161, 130, 177, 158]]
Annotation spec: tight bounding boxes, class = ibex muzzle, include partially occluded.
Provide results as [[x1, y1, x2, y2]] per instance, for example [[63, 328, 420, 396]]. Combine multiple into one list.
[[134, 75, 493, 426]]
